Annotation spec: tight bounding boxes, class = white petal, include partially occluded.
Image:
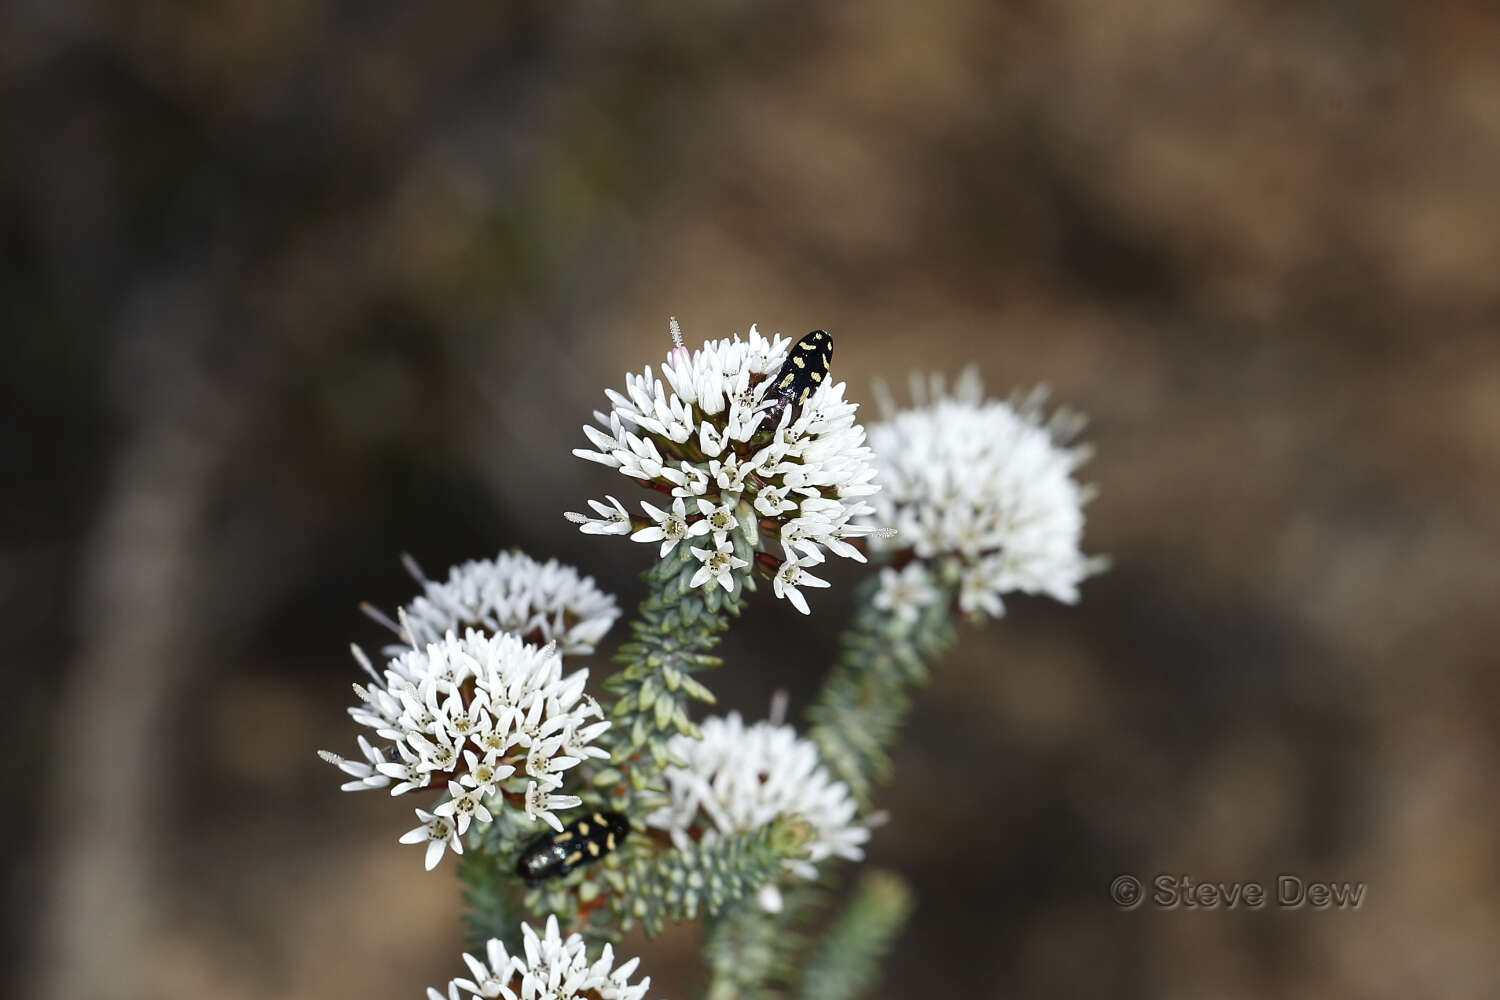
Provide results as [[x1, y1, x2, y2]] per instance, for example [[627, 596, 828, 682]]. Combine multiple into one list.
[[786, 586, 810, 615]]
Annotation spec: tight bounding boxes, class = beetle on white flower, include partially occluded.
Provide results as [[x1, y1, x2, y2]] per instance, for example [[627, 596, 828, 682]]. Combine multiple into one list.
[[568, 321, 882, 614]]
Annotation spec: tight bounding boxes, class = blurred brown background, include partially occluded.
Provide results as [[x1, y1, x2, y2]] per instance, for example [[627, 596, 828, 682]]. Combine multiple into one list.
[[4, 1, 1499, 997]]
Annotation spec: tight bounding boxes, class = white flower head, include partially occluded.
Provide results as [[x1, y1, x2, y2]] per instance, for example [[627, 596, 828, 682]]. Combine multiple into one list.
[[646, 711, 869, 905], [571, 321, 881, 614], [865, 369, 1104, 620], [371, 550, 620, 658], [320, 629, 607, 869], [431, 914, 654, 1000]]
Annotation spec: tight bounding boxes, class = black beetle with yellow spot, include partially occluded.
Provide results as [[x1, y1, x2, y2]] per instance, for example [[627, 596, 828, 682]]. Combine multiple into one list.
[[759, 329, 832, 428], [514, 811, 631, 884]]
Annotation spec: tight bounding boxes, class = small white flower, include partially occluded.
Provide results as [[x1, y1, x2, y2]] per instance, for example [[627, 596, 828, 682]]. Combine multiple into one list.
[[433, 780, 494, 836], [689, 539, 750, 593], [696, 497, 741, 543], [772, 554, 831, 616], [572, 321, 881, 611], [752, 482, 795, 517], [631, 497, 710, 557], [459, 749, 513, 793], [374, 741, 427, 795], [436, 914, 655, 1000], [316, 735, 390, 792], [526, 780, 582, 833], [525, 738, 581, 789], [864, 369, 1103, 620], [564, 495, 633, 536], [559, 719, 611, 763], [322, 630, 605, 869], [871, 564, 939, 624], [709, 453, 751, 494], [647, 711, 869, 906], [399, 808, 463, 871], [671, 462, 710, 498]]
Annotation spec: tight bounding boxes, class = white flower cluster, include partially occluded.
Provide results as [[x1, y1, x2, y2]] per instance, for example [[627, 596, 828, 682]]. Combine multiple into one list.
[[646, 711, 869, 911], [376, 551, 620, 657], [320, 629, 609, 869], [866, 369, 1102, 620], [427, 915, 652, 1000], [569, 322, 880, 614]]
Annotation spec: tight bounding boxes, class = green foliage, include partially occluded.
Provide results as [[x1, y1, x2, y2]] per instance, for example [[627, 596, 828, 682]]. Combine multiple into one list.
[[458, 850, 525, 954], [595, 537, 752, 810], [461, 802, 562, 946], [806, 575, 957, 810], [702, 880, 828, 1000], [607, 816, 814, 937], [797, 871, 915, 1000], [702, 898, 793, 1000]]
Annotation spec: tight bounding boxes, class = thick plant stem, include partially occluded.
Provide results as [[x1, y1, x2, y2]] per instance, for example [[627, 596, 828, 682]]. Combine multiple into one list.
[[594, 538, 751, 810], [806, 575, 956, 811]]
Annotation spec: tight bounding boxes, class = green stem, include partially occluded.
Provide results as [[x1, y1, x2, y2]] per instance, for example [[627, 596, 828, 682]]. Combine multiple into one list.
[[593, 537, 752, 810], [711, 572, 950, 997], [608, 817, 814, 937], [702, 881, 826, 1000], [458, 850, 526, 954], [805, 574, 957, 811], [796, 871, 915, 1000]]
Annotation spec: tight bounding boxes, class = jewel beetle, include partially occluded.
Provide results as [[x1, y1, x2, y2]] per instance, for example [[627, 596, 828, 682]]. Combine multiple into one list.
[[514, 810, 631, 884], [759, 329, 832, 428]]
